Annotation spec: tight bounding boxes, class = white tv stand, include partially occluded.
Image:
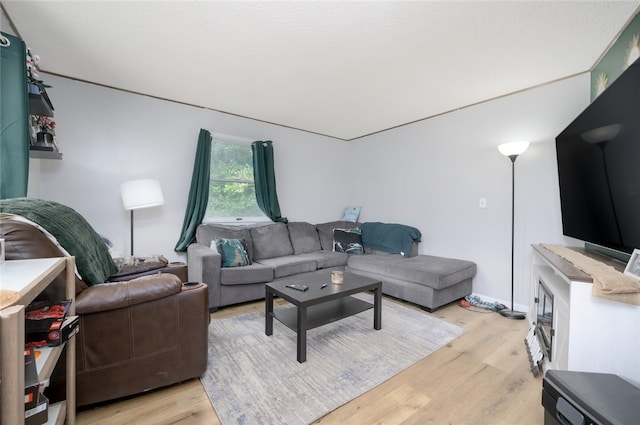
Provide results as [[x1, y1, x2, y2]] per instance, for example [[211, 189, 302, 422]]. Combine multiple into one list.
[[530, 244, 640, 387]]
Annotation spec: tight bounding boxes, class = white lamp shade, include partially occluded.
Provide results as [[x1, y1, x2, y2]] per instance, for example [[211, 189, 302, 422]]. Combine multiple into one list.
[[498, 141, 530, 157], [120, 179, 164, 210]]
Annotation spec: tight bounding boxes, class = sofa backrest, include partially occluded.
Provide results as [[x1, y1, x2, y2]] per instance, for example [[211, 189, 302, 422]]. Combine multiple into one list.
[[286, 222, 321, 254], [195, 223, 256, 262], [250, 222, 293, 260], [194, 220, 419, 260]]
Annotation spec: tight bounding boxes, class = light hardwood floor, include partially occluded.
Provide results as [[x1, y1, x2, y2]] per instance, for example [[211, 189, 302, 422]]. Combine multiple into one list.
[[76, 297, 545, 425]]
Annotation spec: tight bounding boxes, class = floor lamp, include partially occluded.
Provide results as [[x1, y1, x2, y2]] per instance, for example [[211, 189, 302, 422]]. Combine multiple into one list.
[[497, 141, 529, 320], [120, 179, 164, 256]]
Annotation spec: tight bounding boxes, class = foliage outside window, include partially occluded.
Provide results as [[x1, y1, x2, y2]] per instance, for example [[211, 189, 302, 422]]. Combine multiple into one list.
[[206, 139, 266, 222]]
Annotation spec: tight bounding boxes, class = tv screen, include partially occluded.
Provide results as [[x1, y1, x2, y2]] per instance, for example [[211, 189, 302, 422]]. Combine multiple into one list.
[[555, 58, 640, 255]]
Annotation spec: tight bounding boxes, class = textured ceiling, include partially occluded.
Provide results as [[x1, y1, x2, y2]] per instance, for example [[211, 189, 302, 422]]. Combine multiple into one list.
[[3, 1, 639, 140]]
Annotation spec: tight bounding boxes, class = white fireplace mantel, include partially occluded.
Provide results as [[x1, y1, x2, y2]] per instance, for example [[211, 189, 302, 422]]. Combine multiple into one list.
[[529, 244, 640, 387]]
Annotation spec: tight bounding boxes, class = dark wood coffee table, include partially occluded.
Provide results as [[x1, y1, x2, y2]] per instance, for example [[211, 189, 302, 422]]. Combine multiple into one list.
[[265, 270, 382, 363]]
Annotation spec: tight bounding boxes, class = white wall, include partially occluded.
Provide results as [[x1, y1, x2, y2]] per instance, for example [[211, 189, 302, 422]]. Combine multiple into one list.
[[31, 72, 591, 308], [1, 8, 12, 33], [348, 75, 591, 309], [32, 75, 351, 262]]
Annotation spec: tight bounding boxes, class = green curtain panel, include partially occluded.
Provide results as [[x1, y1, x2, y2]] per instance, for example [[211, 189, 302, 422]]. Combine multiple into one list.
[[251, 140, 287, 223], [0, 32, 29, 199], [174, 129, 212, 252]]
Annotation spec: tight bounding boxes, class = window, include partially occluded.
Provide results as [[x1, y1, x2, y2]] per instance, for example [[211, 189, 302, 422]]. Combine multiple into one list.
[[206, 136, 266, 222]]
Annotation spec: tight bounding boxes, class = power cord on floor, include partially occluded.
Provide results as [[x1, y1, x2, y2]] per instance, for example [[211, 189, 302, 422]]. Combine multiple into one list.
[[458, 299, 492, 313], [459, 295, 507, 313]]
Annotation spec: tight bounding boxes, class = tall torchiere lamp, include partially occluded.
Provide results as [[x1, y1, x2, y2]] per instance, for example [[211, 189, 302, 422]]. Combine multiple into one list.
[[120, 179, 164, 256], [497, 141, 529, 320]]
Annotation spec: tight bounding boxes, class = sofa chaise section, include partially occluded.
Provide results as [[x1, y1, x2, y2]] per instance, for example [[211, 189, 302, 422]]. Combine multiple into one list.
[[346, 253, 477, 311]]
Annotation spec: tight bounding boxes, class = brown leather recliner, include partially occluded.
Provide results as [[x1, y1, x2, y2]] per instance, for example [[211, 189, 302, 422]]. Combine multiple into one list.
[[0, 217, 209, 407]]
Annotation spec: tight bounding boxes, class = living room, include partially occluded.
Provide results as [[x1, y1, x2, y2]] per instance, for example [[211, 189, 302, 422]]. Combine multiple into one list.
[[2, 2, 640, 424], [6, 2, 633, 313]]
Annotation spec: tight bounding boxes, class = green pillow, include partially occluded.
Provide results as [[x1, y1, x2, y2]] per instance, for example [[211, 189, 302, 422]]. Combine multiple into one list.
[[214, 238, 250, 267]]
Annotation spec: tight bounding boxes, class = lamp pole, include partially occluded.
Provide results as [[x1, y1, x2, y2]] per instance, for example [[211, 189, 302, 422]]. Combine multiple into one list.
[[130, 209, 135, 256], [497, 141, 529, 320]]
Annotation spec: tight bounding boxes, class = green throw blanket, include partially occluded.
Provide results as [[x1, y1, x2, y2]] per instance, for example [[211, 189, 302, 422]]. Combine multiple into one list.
[[360, 222, 422, 257], [0, 197, 118, 285]]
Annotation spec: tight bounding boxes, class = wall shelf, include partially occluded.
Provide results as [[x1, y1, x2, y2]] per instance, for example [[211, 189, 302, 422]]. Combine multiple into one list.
[[28, 92, 54, 117], [28, 86, 62, 159], [29, 146, 63, 160]]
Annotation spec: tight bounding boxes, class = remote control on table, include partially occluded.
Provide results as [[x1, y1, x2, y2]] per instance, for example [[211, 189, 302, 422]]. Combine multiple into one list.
[[285, 284, 308, 291]]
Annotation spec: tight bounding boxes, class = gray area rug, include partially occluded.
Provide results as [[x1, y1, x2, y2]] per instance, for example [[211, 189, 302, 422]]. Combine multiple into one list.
[[200, 294, 465, 425]]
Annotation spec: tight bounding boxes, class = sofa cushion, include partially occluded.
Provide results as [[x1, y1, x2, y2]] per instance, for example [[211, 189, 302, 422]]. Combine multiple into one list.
[[316, 221, 360, 251], [213, 238, 250, 267], [250, 222, 293, 260], [347, 254, 477, 290], [220, 263, 274, 286], [255, 256, 317, 278], [333, 228, 364, 254], [297, 251, 349, 269], [196, 224, 255, 262], [287, 222, 321, 254]]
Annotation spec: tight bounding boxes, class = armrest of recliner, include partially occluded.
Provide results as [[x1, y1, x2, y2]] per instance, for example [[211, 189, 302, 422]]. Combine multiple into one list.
[[107, 261, 188, 283], [75, 273, 183, 315]]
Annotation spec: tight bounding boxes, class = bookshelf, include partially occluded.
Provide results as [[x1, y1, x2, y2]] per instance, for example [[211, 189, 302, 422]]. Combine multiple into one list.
[[0, 257, 76, 425]]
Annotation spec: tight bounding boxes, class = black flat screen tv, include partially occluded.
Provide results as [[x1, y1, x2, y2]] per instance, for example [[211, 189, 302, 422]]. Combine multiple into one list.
[[555, 58, 640, 257]]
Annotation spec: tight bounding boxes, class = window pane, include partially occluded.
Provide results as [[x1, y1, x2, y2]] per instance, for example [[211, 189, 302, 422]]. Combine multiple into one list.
[[211, 142, 253, 181], [208, 179, 263, 218], [208, 140, 265, 220]]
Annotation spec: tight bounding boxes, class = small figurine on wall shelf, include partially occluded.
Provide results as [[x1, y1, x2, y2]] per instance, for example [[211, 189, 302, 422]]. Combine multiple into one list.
[[34, 115, 56, 145]]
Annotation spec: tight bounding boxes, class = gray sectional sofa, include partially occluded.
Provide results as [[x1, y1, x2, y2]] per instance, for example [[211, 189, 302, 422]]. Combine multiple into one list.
[[187, 220, 476, 312]]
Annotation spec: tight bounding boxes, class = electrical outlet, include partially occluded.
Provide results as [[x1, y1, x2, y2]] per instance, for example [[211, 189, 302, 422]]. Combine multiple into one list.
[[479, 198, 487, 208]]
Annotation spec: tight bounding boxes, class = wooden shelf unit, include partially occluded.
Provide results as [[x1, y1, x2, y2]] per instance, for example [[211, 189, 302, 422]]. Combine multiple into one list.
[[1, 257, 76, 425]]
